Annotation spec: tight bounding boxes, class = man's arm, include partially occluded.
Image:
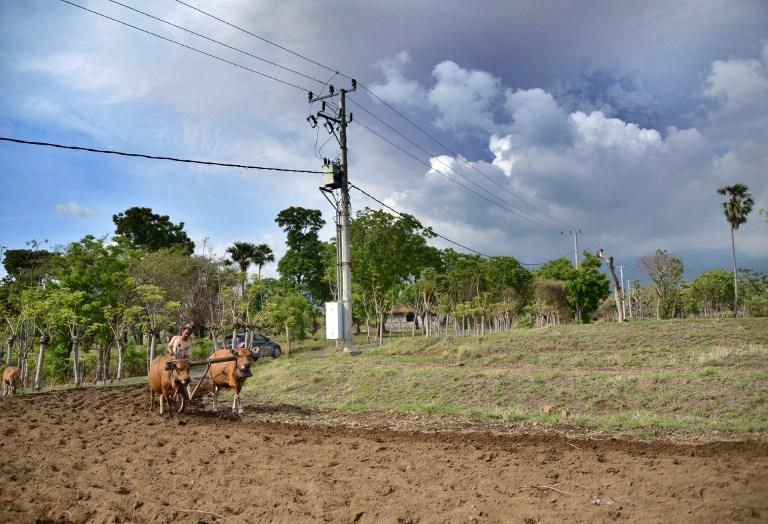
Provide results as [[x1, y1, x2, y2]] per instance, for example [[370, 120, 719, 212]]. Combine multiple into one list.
[[168, 336, 179, 357]]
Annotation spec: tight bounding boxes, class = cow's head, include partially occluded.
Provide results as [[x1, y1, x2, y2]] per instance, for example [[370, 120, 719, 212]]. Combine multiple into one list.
[[231, 347, 254, 378], [169, 359, 192, 386]]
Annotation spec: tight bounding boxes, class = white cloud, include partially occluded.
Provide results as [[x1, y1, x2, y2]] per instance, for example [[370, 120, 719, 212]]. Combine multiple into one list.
[[55, 201, 93, 218], [700, 42, 768, 118], [427, 61, 501, 132], [368, 51, 427, 107]]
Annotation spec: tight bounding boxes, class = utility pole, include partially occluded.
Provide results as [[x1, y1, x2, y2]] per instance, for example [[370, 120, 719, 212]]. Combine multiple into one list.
[[596, 249, 624, 322], [617, 265, 626, 321], [309, 80, 357, 353], [571, 230, 581, 268]]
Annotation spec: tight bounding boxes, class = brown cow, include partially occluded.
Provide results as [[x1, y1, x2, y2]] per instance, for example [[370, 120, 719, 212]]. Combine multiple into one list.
[[208, 347, 256, 415], [148, 355, 191, 416], [2, 366, 21, 397]]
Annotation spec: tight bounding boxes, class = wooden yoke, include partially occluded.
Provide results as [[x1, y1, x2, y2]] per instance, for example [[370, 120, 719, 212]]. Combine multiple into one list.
[[186, 354, 239, 401]]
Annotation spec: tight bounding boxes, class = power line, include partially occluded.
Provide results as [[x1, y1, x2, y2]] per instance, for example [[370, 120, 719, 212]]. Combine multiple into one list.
[[349, 99, 565, 231], [61, 0, 576, 236], [353, 119, 563, 232], [172, 0, 575, 231], [75, 0, 571, 232], [0, 137, 323, 173], [57, 0, 311, 92], [173, 0, 341, 77], [350, 183, 543, 266], [105, 0, 326, 86]]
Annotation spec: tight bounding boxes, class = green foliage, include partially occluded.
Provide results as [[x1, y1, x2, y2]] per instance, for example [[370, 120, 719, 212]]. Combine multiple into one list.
[[739, 269, 768, 316], [536, 257, 575, 281], [564, 253, 610, 322], [275, 207, 328, 303], [2, 248, 57, 285], [639, 249, 685, 318], [113, 206, 195, 255], [264, 293, 311, 350], [718, 184, 754, 231], [689, 269, 734, 315]]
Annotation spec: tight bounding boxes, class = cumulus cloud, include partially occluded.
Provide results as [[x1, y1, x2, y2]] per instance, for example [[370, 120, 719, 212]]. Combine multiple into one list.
[[55, 201, 93, 218], [368, 51, 427, 108], [427, 61, 501, 132], [701, 42, 768, 117], [376, 47, 767, 266], [550, 68, 662, 130]]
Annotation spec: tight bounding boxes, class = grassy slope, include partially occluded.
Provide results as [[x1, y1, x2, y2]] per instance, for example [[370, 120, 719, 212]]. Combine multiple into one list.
[[244, 318, 768, 436]]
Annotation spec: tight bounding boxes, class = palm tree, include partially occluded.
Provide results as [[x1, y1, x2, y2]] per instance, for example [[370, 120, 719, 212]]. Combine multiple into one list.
[[251, 243, 275, 282], [226, 242, 259, 296], [717, 184, 754, 316]]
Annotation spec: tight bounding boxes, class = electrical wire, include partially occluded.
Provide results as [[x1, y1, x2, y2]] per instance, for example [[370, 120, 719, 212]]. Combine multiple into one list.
[[0, 136, 323, 173], [348, 99, 565, 231], [353, 119, 564, 232], [350, 183, 543, 266], [57, 0, 311, 92], [78, 0, 572, 233], [105, 0, 326, 86], [60, 0, 578, 240], [171, 0, 575, 231]]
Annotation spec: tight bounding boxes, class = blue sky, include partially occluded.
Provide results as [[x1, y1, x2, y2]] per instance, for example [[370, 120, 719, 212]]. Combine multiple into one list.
[[1, 0, 767, 281]]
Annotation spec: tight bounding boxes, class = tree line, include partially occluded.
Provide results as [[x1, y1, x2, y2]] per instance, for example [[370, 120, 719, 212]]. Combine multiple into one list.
[[1, 181, 766, 389]]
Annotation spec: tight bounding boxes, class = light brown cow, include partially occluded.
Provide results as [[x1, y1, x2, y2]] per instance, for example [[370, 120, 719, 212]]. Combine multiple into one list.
[[148, 355, 191, 416], [208, 348, 256, 415], [2, 366, 21, 397]]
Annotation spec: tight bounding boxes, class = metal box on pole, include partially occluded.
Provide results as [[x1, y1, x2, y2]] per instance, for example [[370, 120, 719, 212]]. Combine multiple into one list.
[[325, 302, 342, 340]]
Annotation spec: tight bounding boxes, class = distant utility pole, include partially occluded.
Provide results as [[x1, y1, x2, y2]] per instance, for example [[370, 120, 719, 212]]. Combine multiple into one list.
[[309, 80, 357, 353], [570, 230, 581, 268], [596, 249, 624, 322], [617, 265, 626, 320]]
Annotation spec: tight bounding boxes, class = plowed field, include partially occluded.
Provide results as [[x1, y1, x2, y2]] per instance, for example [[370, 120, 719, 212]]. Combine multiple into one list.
[[1, 385, 766, 523]]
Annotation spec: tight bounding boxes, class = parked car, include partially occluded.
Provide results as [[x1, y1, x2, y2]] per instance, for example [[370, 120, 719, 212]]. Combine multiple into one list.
[[224, 332, 282, 358]]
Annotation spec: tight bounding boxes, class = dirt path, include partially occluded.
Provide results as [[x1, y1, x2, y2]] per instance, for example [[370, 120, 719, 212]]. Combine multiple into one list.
[[0, 386, 765, 523]]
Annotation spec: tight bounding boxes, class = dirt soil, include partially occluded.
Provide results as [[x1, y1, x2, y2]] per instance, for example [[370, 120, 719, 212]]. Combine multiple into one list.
[[1, 385, 766, 524]]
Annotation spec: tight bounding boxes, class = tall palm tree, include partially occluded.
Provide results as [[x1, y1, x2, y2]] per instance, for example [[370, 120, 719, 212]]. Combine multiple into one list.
[[251, 243, 275, 282], [252, 243, 275, 308], [226, 242, 259, 296], [717, 184, 754, 316]]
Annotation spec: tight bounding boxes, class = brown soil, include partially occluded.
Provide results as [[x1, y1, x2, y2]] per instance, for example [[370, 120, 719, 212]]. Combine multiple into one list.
[[0, 385, 766, 523]]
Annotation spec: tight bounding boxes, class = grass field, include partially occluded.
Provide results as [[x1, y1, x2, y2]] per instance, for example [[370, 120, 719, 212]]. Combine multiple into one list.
[[245, 318, 768, 437]]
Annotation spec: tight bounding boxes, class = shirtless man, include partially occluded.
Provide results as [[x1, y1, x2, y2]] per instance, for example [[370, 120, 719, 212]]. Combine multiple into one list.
[[168, 326, 193, 360]]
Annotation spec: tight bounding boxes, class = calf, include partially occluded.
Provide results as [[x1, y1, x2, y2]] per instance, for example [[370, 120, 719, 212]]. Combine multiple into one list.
[[148, 355, 191, 416], [2, 366, 21, 397], [208, 347, 256, 415]]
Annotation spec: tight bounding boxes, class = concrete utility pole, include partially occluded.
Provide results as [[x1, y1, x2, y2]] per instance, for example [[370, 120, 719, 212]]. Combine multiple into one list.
[[337, 89, 354, 353], [617, 265, 626, 320], [596, 249, 624, 322], [309, 80, 357, 353], [570, 230, 581, 269]]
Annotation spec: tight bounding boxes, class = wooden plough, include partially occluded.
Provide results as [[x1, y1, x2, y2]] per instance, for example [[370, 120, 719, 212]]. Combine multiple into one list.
[[164, 353, 238, 411]]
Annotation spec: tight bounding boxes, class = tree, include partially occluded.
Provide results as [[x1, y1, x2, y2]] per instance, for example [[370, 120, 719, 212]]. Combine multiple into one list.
[[689, 269, 734, 316], [263, 293, 310, 355], [351, 208, 435, 344], [717, 184, 754, 315], [252, 243, 275, 282], [135, 284, 180, 366], [227, 242, 259, 296], [536, 258, 576, 281], [2, 248, 57, 286], [113, 207, 195, 255], [564, 253, 610, 322], [639, 249, 685, 319], [275, 207, 328, 302]]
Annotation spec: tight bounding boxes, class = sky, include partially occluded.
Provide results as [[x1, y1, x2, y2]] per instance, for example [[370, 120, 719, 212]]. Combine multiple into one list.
[[0, 0, 767, 282]]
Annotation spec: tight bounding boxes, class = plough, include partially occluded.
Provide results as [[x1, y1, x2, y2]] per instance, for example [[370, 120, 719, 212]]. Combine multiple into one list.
[[164, 353, 238, 411]]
